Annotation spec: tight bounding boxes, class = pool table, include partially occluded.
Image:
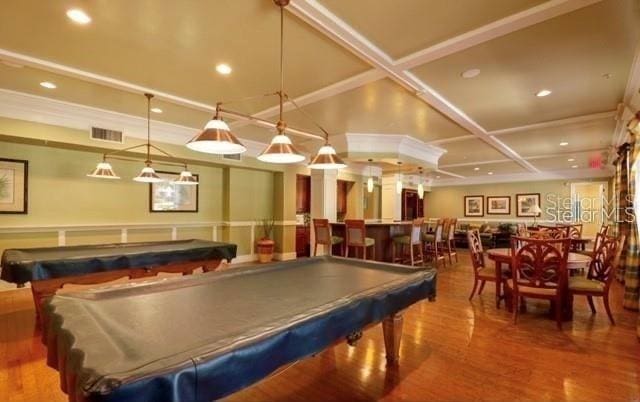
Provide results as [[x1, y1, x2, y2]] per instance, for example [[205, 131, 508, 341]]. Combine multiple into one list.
[[42, 256, 437, 402], [1, 239, 237, 321]]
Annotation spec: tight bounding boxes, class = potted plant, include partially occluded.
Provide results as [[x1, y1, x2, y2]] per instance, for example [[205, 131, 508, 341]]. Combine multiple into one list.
[[256, 218, 275, 263]]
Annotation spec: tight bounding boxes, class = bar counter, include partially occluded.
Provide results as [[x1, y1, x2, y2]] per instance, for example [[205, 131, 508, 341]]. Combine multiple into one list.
[[331, 220, 414, 262]]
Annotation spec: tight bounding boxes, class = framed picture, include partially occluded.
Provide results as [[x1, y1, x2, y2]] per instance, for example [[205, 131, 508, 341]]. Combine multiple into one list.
[[149, 171, 199, 212], [464, 195, 484, 217], [516, 193, 541, 217], [487, 196, 510, 215], [0, 158, 28, 214]]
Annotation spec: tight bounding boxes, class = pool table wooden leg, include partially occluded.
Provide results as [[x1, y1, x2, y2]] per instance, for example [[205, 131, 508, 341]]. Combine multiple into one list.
[[382, 312, 404, 366]]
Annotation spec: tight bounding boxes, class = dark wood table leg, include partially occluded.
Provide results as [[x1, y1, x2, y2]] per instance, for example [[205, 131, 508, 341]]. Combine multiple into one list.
[[382, 312, 404, 366], [494, 260, 502, 309]]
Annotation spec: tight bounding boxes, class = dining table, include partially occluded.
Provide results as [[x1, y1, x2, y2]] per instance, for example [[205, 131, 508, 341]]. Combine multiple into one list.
[[486, 247, 592, 318]]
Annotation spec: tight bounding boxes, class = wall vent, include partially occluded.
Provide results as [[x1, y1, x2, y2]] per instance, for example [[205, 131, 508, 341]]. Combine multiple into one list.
[[90, 127, 124, 143], [223, 153, 242, 161]]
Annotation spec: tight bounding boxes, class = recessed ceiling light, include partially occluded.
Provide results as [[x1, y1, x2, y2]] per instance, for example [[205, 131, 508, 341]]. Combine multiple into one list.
[[66, 9, 91, 24], [536, 89, 552, 97], [559, 142, 569, 146], [40, 81, 56, 89], [473, 167, 480, 171], [567, 158, 575, 162], [571, 165, 578, 168], [602, 73, 612, 79], [488, 172, 493, 175], [461, 68, 480, 79], [150, 107, 163, 114], [215, 63, 232, 75], [436, 176, 440, 179]]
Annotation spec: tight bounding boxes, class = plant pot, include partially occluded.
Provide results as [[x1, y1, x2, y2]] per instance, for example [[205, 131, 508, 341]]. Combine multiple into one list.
[[256, 238, 275, 263]]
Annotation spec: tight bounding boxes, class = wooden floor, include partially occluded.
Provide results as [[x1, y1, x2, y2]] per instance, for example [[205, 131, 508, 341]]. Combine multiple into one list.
[[1, 254, 639, 402]]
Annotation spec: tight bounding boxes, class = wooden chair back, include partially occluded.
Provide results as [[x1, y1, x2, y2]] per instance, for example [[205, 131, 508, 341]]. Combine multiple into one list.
[[599, 224, 610, 236], [516, 223, 528, 237], [345, 219, 367, 247], [510, 236, 571, 293], [433, 221, 444, 242], [467, 230, 485, 273], [589, 234, 625, 291], [447, 218, 458, 240], [568, 223, 583, 239], [410, 218, 424, 244], [536, 226, 569, 240], [313, 219, 331, 246]]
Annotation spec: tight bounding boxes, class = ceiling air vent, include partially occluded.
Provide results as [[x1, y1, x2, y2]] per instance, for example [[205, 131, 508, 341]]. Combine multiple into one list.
[[90, 127, 124, 143], [223, 153, 242, 161]]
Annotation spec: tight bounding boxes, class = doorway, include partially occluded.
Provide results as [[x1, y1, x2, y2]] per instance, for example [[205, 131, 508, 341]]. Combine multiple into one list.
[[571, 182, 607, 238]]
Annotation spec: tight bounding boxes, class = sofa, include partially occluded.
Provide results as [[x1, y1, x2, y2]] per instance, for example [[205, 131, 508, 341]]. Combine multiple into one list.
[[454, 222, 517, 249]]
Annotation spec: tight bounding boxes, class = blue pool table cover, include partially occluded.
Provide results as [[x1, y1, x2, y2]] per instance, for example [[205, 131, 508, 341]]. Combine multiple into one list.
[[1, 239, 237, 284], [43, 256, 437, 402]]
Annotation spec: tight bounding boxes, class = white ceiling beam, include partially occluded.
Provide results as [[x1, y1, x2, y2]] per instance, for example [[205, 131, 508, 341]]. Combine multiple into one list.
[[0, 48, 217, 113], [394, 0, 602, 70], [288, 0, 541, 173], [523, 148, 609, 160], [229, 69, 383, 129], [440, 158, 512, 168], [431, 167, 613, 187], [488, 110, 617, 136], [435, 168, 465, 179]]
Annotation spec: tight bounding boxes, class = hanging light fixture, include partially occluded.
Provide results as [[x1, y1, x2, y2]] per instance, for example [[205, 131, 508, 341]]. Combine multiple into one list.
[[195, 0, 342, 167], [87, 160, 119, 179], [366, 159, 374, 193], [396, 161, 403, 194], [257, 1, 305, 164], [187, 103, 247, 155], [88, 93, 198, 185], [417, 167, 425, 199]]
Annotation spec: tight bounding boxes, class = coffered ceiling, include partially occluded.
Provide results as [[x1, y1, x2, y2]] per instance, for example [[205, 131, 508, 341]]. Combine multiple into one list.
[[0, 0, 637, 185]]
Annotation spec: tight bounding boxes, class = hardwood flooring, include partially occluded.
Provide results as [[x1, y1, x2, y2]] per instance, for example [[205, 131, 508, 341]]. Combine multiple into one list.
[[1, 254, 639, 402]]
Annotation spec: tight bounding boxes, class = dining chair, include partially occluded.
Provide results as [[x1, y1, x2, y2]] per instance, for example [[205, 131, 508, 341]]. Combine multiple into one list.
[[599, 224, 610, 235], [423, 219, 446, 268], [467, 230, 509, 302], [344, 219, 375, 260], [445, 218, 458, 264], [505, 236, 571, 329], [568, 223, 583, 251], [391, 218, 424, 266], [568, 234, 625, 325], [576, 232, 605, 259], [312, 219, 344, 256]]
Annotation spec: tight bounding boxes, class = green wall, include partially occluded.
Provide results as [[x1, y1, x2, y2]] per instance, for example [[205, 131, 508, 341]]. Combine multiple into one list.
[[0, 119, 296, 257]]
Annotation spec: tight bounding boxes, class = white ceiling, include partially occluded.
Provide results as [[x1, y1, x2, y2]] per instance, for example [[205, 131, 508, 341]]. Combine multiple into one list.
[[0, 0, 638, 184]]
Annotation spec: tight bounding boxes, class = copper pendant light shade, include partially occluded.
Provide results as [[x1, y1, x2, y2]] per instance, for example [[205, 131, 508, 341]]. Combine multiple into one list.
[[133, 166, 163, 183], [87, 161, 120, 179], [308, 144, 347, 170], [258, 123, 306, 164], [187, 111, 247, 155], [173, 170, 199, 185]]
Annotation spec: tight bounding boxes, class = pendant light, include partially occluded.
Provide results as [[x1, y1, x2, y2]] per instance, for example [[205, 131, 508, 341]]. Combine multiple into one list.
[[87, 161, 119, 179], [396, 161, 403, 194], [417, 167, 424, 199], [89, 93, 197, 185], [133, 94, 164, 183], [366, 159, 374, 193], [257, 1, 305, 164], [187, 104, 247, 155]]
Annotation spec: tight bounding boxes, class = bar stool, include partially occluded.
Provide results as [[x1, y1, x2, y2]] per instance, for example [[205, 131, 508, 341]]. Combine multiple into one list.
[[391, 218, 424, 266], [423, 219, 446, 268], [312, 218, 344, 256], [445, 217, 458, 264], [344, 219, 375, 260]]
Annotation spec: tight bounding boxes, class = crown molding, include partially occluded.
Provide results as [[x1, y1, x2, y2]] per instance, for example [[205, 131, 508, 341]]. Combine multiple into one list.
[[0, 89, 267, 157], [430, 167, 613, 187], [333, 133, 447, 167]]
